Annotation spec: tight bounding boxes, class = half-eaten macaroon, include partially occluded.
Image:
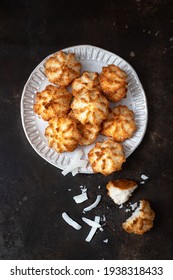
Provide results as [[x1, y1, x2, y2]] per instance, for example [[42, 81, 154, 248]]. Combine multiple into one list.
[[122, 200, 155, 235], [106, 179, 138, 205]]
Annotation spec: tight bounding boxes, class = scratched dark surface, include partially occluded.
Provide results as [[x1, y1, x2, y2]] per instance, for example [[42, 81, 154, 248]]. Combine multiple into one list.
[[0, 0, 173, 260]]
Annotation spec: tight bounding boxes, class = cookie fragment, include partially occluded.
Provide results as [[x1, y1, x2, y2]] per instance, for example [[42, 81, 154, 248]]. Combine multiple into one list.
[[106, 179, 138, 205], [122, 200, 155, 235]]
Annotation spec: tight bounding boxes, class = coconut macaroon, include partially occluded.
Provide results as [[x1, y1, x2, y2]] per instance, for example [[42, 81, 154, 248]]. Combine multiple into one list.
[[78, 122, 101, 146], [106, 179, 138, 205], [34, 85, 72, 121], [99, 64, 128, 102], [45, 116, 80, 153], [122, 200, 155, 235], [101, 105, 137, 142], [88, 139, 126, 176], [68, 110, 101, 146], [45, 51, 81, 86], [71, 89, 109, 125], [71, 71, 100, 96]]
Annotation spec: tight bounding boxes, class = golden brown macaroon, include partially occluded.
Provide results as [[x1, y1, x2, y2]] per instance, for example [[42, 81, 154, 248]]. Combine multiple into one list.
[[68, 110, 101, 146], [72, 71, 100, 96], [122, 200, 155, 235], [68, 109, 80, 123], [71, 89, 109, 125], [78, 122, 101, 146], [106, 179, 138, 205], [34, 85, 72, 121], [45, 116, 80, 153], [99, 64, 128, 102], [101, 105, 137, 142], [88, 139, 126, 176], [45, 50, 81, 86]]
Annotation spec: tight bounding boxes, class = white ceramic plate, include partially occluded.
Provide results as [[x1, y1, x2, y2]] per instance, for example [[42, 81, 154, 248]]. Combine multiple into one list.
[[21, 45, 148, 174]]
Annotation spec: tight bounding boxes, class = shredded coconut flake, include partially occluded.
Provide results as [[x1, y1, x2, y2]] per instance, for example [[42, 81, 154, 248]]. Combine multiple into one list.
[[129, 202, 138, 211], [80, 185, 87, 193], [62, 212, 82, 230], [82, 217, 101, 228], [73, 192, 88, 204], [103, 239, 108, 243], [140, 181, 145, 184], [71, 150, 83, 175], [101, 215, 106, 222], [83, 195, 102, 212], [74, 149, 83, 159], [141, 174, 149, 180], [85, 216, 100, 242], [130, 51, 135, 57], [61, 150, 87, 176], [72, 168, 79, 176], [62, 160, 87, 176], [125, 208, 131, 212]]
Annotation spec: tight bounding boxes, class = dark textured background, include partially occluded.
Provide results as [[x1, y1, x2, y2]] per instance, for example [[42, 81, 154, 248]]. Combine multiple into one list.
[[0, 0, 173, 260]]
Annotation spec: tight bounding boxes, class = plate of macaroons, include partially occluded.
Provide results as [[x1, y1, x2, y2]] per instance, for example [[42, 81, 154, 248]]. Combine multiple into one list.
[[21, 45, 148, 175]]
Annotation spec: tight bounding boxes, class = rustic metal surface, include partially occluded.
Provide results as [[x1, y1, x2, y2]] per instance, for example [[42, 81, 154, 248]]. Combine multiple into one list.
[[0, 0, 173, 260]]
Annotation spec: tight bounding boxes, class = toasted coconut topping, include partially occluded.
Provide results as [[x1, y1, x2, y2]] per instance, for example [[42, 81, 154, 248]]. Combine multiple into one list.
[[107, 179, 138, 190]]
